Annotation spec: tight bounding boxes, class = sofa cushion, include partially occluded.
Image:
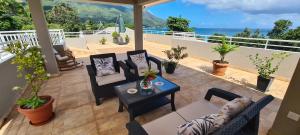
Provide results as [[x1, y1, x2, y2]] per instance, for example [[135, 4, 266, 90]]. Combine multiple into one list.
[[219, 97, 251, 118], [177, 99, 219, 122], [130, 53, 149, 70], [130, 67, 160, 76], [177, 113, 229, 135], [95, 68, 125, 86], [142, 112, 186, 135], [93, 57, 116, 77]]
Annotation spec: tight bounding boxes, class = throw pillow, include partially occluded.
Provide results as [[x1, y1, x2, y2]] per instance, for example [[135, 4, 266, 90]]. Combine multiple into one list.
[[93, 57, 115, 77], [177, 114, 229, 135], [130, 53, 149, 70], [219, 97, 252, 118]]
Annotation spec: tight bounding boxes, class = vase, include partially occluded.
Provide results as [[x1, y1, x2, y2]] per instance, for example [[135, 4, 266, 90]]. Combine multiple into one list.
[[139, 81, 153, 95]]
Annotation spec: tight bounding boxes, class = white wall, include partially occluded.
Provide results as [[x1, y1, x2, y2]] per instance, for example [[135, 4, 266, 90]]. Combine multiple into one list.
[[0, 58, 25, 121], [143, 34, 299, 80]]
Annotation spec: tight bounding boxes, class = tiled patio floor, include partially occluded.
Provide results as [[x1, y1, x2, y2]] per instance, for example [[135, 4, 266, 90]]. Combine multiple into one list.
[[1, 41, 288, 135]]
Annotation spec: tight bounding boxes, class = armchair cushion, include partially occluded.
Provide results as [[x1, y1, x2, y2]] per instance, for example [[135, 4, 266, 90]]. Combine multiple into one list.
[[55, 54, 69, 61], [177, 113, 229, 135], [130, 67, 160, 76], [95, 68, 126, 86], [176, 100, 219, 121], [142, 112, 186, 135], [219, 97, 252, 118], [93, 57, 116, 77], [129, 52, 149, 70]]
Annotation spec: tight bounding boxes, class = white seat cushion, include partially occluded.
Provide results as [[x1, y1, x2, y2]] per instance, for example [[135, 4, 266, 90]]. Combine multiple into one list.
[[177, 99, 219, 121], [95, 69, 126, 86], [55, 54, 69, 61], [130, 66, 160, 76], [143, 112, 186, 135]]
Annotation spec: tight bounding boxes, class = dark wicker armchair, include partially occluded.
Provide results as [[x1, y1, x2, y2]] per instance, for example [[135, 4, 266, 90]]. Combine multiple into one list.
[[87, 53, 129, 105], [126, 88, 274, 135], [125, 50, 162, 81]]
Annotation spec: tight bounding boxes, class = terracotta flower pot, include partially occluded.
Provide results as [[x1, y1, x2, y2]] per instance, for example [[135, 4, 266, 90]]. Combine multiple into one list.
[[212, 60, 229, 76], [17, 95, 55, 126]]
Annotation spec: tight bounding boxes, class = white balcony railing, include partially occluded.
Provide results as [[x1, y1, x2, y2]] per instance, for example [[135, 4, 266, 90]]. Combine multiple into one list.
[[143, 30, 300, 52], [0, 29, 65, 63]]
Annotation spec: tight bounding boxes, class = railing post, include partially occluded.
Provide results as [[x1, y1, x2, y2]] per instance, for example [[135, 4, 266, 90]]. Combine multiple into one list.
[[265, 40, 269, 50], [79, 31, 84, 38], [229, 37, 232, 44]]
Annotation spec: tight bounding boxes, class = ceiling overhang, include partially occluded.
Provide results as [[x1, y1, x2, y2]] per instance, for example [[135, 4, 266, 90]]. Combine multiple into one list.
[[77, 0, 173, 7]]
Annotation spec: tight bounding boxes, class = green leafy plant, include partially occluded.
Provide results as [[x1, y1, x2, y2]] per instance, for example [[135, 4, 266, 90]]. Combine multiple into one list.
[[162, 45, 188, 68], [5, 42, 49, 109], [112, 31, 120, 39], [100, 37, 107, 45], [249, 52, 290, 79], [125, 35, 130, 43], [212, 37, 239, 63]]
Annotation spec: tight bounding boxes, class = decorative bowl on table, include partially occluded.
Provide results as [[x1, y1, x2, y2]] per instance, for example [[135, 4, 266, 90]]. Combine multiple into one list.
[[139, 80, 153, 96]]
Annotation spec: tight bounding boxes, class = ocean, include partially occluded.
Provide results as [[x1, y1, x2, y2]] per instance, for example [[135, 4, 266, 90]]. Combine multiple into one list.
[[144, 28, 271, 36]]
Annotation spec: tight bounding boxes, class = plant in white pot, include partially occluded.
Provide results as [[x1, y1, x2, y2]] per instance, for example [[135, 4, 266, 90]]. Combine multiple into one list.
[[162, 46, 188, 74], [249, 52, 290, 92], [5, 42, 54, 126], [212, 37, 239, 76]]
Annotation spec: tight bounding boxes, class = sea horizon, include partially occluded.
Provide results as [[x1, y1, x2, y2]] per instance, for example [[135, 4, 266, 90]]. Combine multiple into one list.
[[144, 27, 271, 37]]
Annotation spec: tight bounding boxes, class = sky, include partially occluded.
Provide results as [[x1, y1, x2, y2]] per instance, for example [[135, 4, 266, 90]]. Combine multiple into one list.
[[147, 0, 300, 29]]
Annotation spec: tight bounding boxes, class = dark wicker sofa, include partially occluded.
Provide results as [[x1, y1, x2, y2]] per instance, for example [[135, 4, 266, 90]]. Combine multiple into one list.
[[86, 53, 129, 105], [126, 88, 274, 135], [125, 50, 162, 81]]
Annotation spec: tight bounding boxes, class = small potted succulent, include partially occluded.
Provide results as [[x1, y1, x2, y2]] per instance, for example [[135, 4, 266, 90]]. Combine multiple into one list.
[[112, 31, 120, 43], [249, 52, 290, 92], [162, 46, 188, 74], [212, 37, 239, 76], [139, 69, 157, 95], [99, 37, 107, 45], [5, 42, 54, 126], [125, 35, 130, 43]]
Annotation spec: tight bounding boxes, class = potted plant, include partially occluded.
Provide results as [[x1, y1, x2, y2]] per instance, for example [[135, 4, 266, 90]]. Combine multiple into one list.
[[249, 52, 290, 92], [112, 31, 120, 43], [125, 35, 130, 43], [162, 46, 188, 74], [5, 42, 54, 126], [139, 69, 157, 95], [212, 37, 239, 76], [99, 37, 107, 45]]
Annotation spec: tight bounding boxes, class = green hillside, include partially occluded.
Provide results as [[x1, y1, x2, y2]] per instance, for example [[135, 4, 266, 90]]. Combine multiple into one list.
[[42, 0, 165, 27]]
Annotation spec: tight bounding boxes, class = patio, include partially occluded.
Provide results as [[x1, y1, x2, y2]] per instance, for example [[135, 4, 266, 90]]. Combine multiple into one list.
[[1, 41, 286, 135]]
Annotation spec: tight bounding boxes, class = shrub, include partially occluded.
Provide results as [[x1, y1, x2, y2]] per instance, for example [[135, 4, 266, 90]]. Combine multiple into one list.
[[249, 52, 290, 79], [112, 31, 120, 39], [100, 37, 107, 45]]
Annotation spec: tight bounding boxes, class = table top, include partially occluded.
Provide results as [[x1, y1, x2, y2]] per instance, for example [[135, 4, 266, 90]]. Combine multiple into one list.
[[114, 76, 180, 107]]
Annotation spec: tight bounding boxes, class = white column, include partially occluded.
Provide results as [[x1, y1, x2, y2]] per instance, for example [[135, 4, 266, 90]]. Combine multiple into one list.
[[28, 0, 59, 74], [134, 4, 144, 50]]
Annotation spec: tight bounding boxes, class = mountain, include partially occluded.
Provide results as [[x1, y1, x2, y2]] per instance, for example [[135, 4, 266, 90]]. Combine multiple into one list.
[[42, 0, 165, 27]]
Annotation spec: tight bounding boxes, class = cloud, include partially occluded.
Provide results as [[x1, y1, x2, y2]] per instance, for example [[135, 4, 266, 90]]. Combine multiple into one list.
[[242, 13, 300, 28], [182, 0, 300, 14]]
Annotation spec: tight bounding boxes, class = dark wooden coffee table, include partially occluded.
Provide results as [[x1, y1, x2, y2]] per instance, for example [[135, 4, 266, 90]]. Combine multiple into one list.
[[114, 76, 180, 121]]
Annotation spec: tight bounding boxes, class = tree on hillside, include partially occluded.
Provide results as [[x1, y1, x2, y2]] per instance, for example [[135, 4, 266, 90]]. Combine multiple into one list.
[[0, 0, 32, 31], [166, 16, 193, 32], [284, 27, 300, 40], [84, 19, 98, 31], [46, 3, 82, 32], [267, 20, 292, 39]]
